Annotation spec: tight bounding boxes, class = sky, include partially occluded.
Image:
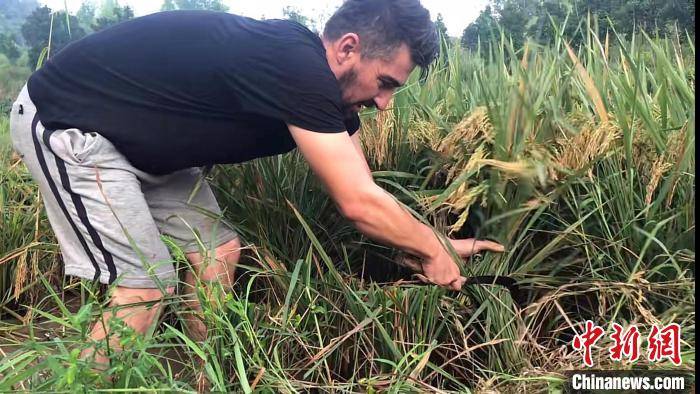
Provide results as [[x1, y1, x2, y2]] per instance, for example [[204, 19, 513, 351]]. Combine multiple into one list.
[[38, 0, 489, 37]]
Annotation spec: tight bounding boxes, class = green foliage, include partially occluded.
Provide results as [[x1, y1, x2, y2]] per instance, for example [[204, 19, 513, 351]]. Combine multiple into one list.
[[159, 0, 229, 12], [75, 1, 97, 33], [91, 5, 134, 32], [282, 6, 317, 32], [21, 6, 87, 70], [97, 0, 118, 19], [161, 0, 177, 12], [0, 0, 40, 43], [435, 13, 449, 40], [461, 5, 498, 50], [462, 0, 696, 50], [0, 55, 30, 114], [0, 34, 20, 62]]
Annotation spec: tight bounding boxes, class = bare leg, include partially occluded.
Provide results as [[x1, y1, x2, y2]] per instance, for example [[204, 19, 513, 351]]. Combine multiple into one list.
[[181, 238, 241, 341], [77, 236, 240, 388], [179, 238, 240, 392], [81, 286, 175, 368]]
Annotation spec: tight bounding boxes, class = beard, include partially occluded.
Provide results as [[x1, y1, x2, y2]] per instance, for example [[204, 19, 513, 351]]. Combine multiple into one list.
[[338, 68, 376, 115], [338, 67, 358, 114]]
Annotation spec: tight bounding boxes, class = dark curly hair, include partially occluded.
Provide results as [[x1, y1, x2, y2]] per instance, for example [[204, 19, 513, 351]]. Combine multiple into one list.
[[323, 0, 439, 80]]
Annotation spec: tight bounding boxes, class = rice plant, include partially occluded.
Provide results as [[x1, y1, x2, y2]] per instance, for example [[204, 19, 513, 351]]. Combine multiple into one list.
[[0, 19, 694, 392]]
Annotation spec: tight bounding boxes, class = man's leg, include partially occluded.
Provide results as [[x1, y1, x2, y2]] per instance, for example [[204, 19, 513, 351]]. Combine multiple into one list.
[[81, 286, 175, 366], [181, 238, 241, 341], [9, 86, 179, 369], [143, 167, 241, 342]]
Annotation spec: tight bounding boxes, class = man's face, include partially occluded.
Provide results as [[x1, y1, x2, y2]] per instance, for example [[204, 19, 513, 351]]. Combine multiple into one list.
[[335, 42, 415, 114]]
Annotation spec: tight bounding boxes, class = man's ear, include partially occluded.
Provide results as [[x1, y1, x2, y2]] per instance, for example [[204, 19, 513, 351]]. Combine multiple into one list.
[[335, 33, 361, 65]]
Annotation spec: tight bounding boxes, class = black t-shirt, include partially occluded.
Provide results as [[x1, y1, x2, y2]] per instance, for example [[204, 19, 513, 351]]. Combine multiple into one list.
[[27, 10, 360, 175]]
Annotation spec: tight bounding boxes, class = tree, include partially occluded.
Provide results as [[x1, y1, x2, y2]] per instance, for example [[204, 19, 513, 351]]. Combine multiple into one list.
[[0, 0, 41, 30], [0, 33, 20, 61], [161, 0, 177, 11], [460, 0, 695, 52], [21, 6, 87, 69], [0, 0, 40, 44], [493, 0, 534, 50], [161, 0, 229, 12], [98, 0, 119, 19], [461, 6, 497, 50], [92, 5, 134, 31], [435, 13, 449, 40], [282, 6, 316, 31], [76, 1, 97, 32]]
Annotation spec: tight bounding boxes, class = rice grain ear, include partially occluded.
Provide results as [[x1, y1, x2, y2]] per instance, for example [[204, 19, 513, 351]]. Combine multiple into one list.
[[644, 158, 673, 206], [410, 117, 441, 151], [13, 251, 27, 301], [554, 118, 621, 175], [437, 107, 493, 156], [362, 99, 396, 168]]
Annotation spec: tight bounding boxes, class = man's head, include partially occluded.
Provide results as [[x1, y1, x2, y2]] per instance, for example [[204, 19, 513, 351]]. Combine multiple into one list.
[[322, 0, 438, 113]]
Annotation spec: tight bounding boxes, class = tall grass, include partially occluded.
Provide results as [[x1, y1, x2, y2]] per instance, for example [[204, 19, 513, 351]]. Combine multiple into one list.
[[0, 54, 31, 114], [0, 116, 60, 311], [0, 21, 694, 392]]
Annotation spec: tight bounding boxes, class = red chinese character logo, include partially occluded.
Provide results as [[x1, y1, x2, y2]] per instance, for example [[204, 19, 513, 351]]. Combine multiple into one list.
[[648, 323, 682, 365], [572, 320, 605, 367], [609, 323, 641, 362]]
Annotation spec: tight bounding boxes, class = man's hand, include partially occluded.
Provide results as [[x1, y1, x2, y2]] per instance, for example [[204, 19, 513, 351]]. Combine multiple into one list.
[[449, 238, 505, 257], [421, 249, 466, 290], [399, 238, 505, 291]]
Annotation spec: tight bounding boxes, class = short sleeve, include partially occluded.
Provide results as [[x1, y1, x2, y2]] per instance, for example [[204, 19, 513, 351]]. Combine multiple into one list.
[[345, 113, 361, 136], [276, 44, 349, 133], [222, 21, 351, 134]]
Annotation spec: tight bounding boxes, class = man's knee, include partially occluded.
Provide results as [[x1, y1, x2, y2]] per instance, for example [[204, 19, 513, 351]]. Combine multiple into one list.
[[187, 237, 241, 261], [110, 286, 175, 306], [186, 237, 241, 278], [216, 237, 242, 266]]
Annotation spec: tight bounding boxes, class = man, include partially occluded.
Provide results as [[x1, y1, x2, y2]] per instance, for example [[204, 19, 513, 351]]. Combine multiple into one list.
[[10, 0, 503, 370]]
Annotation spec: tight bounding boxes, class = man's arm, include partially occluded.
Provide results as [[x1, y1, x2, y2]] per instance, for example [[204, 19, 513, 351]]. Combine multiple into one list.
[[348, 130, 503, 260], [289, 125, 464, 289], [350, 131, 372, 178]]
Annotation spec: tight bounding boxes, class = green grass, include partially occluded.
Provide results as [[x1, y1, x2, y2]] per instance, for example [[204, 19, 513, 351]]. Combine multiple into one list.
[[0, 21, 694, 392], [0, 115, 60, 310], [0, 53, 31, 114]]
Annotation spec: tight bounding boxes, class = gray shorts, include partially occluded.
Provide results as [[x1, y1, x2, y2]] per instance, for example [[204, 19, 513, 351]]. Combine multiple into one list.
[[9, 84, 238, 288]]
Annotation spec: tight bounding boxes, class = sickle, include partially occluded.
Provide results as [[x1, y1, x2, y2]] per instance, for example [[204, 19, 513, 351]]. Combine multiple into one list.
[[398, 256, 525, 306]]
